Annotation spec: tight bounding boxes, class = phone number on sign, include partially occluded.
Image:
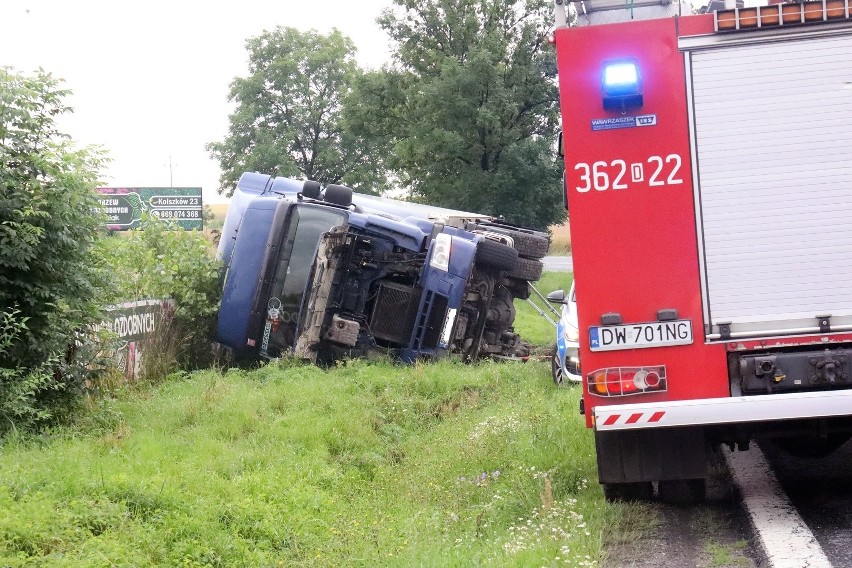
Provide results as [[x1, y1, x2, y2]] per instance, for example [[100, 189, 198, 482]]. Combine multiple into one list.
[[151, 209, 202, 220]]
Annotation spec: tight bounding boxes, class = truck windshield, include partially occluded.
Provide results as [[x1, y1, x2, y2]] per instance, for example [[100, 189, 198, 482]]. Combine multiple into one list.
[[263, 205, 346, 357]]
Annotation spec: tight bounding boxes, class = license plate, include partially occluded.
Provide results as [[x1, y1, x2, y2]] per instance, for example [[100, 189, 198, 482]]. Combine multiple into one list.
[[589, 320, 692, 352]]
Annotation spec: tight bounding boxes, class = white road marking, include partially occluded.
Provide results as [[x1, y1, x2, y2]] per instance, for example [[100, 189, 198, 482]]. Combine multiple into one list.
[[724, 446, 833, 568]]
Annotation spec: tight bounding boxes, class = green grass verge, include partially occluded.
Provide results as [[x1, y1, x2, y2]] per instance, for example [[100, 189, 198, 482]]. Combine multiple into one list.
[[0, 270, 653, 567], [0, 361, 613, 566]]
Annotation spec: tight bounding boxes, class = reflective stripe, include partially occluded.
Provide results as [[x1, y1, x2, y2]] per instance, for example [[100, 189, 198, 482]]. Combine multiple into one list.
[[594, 388, 852, 431]]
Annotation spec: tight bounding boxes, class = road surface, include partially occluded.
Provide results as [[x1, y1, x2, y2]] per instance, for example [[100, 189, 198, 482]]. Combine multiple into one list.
[[543, 255, 573, 272]]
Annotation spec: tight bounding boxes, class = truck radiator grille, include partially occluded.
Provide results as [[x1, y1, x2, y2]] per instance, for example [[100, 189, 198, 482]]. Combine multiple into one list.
[[419, 292, 449, 351], [371, 282, 421, 345]]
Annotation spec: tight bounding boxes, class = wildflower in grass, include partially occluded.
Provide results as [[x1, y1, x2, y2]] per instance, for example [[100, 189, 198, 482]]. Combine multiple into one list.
[[468, 413, 520, 442], [502, 498, 587, 557]]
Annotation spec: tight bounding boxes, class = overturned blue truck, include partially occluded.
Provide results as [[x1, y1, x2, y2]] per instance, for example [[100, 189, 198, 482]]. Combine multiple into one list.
[[215, 172, 550, 365]]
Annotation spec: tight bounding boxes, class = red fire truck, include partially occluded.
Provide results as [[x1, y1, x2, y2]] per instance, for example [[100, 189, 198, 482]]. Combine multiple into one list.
[[553, 0, 852, 501]]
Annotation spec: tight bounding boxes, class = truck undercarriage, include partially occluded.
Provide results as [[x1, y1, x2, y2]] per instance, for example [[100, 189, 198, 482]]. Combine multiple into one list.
[[294, 226, 531, 366]]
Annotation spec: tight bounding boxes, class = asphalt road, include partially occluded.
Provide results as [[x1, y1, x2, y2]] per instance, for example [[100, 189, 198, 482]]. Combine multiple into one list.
[[542, 255, 573, 272], [760, 438, 852, 567]]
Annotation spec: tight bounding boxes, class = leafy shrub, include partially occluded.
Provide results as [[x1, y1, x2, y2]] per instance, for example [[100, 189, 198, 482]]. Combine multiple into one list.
[[0, 68, 109, 434], [95, 215, 222, 372]]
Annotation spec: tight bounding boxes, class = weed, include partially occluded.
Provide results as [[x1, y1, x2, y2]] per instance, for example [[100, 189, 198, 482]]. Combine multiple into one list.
[[705, 539, 750, 567]]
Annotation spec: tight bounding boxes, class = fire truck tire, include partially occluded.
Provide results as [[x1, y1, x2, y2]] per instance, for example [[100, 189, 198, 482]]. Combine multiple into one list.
[[509, 257, 544, 282], [657, 478, 706, 505], [324, 184, 353, 207], [476, 239, 519, 272], [467, 222, 551, 259], [602, 481, 653, 502], [769, 433, 850, 458]]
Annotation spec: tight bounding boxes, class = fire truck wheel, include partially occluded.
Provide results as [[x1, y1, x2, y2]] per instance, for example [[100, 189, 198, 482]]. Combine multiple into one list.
[[467, 222, 551, 259], [657, 478, 706, 505], [602, 481, 653, 502], [476, 239, 519, 272], [509, 257, 544, 282], [769, 433, 850, 458]]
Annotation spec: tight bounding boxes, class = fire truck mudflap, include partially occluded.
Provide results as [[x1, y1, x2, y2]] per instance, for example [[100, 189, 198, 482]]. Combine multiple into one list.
[[554, 0, 852, 500]]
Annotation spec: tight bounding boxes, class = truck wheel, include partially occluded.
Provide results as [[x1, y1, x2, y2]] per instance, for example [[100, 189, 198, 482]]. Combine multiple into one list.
[[467, 222, 551, 259], [324, 184, 353, 207], [476, 239, 519, 272], [769, 433, 850, 458], [657, 478, 706, 505], [602, 482, 653, 502], [509, 257, 544, 282]]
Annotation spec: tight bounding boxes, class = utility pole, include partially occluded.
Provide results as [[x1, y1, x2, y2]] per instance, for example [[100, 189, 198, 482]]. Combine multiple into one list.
[[164, 155, 178, 187]]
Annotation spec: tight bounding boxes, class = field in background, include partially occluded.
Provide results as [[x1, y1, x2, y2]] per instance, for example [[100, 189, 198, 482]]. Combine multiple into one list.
[[549, 221, 571, 255], [207, 203, 230, 223]]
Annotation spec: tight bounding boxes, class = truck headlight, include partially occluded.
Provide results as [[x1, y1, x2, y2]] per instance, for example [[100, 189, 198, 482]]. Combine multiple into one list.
[[430, 233, 452, 272]]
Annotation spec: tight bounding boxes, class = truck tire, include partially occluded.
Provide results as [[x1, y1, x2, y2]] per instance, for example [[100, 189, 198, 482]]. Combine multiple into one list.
[[657, 478, 706, 505], [467, 222, 551, 259], [475, 239, 519, 272], [602, 481, 653, 502], [510, 257, 543, 282], [324, 184, 353, 207]]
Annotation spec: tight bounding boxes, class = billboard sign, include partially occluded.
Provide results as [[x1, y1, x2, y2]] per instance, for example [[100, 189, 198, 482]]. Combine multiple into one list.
[[96, 187, 203, 230]]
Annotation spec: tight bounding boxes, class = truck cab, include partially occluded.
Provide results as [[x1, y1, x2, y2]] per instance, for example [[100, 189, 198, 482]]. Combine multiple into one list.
[[216, 172, 549, 365]]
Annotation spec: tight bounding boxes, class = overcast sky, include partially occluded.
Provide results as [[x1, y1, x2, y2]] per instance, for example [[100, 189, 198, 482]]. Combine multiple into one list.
[[1, 0, 395, 202]]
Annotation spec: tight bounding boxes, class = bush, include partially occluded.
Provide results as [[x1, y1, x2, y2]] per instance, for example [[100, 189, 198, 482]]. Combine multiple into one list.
[[0, 68, 110, 434], [95, 215, 222, 373]]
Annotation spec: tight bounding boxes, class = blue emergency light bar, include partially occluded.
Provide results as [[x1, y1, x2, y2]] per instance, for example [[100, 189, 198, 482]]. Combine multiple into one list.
[[602, 60, 643, 112]]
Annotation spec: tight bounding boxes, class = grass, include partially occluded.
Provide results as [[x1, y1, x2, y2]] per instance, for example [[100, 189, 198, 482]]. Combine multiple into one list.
[[0, 361, 610, 566], [514, 271, 574, 349], [0, 271, 655, 567], [705, 540, 750, 567]]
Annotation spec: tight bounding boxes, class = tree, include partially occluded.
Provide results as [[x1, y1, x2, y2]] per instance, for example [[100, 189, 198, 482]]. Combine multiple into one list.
[[0, 67, 109, 430], [346, 0, 565, 229], [208, 28, 386, 197]]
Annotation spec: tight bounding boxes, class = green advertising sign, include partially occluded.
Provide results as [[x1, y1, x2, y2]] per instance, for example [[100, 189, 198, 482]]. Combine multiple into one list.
[[97, 187, 203, 230]]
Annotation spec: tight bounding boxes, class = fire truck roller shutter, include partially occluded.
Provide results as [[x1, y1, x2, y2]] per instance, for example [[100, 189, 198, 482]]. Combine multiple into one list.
[[688, 31, 852, 339]]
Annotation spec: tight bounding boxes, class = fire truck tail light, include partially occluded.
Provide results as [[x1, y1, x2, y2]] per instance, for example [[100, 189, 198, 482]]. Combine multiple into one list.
[[602, 60, 643, 112], [588, 366, 667, 397]]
